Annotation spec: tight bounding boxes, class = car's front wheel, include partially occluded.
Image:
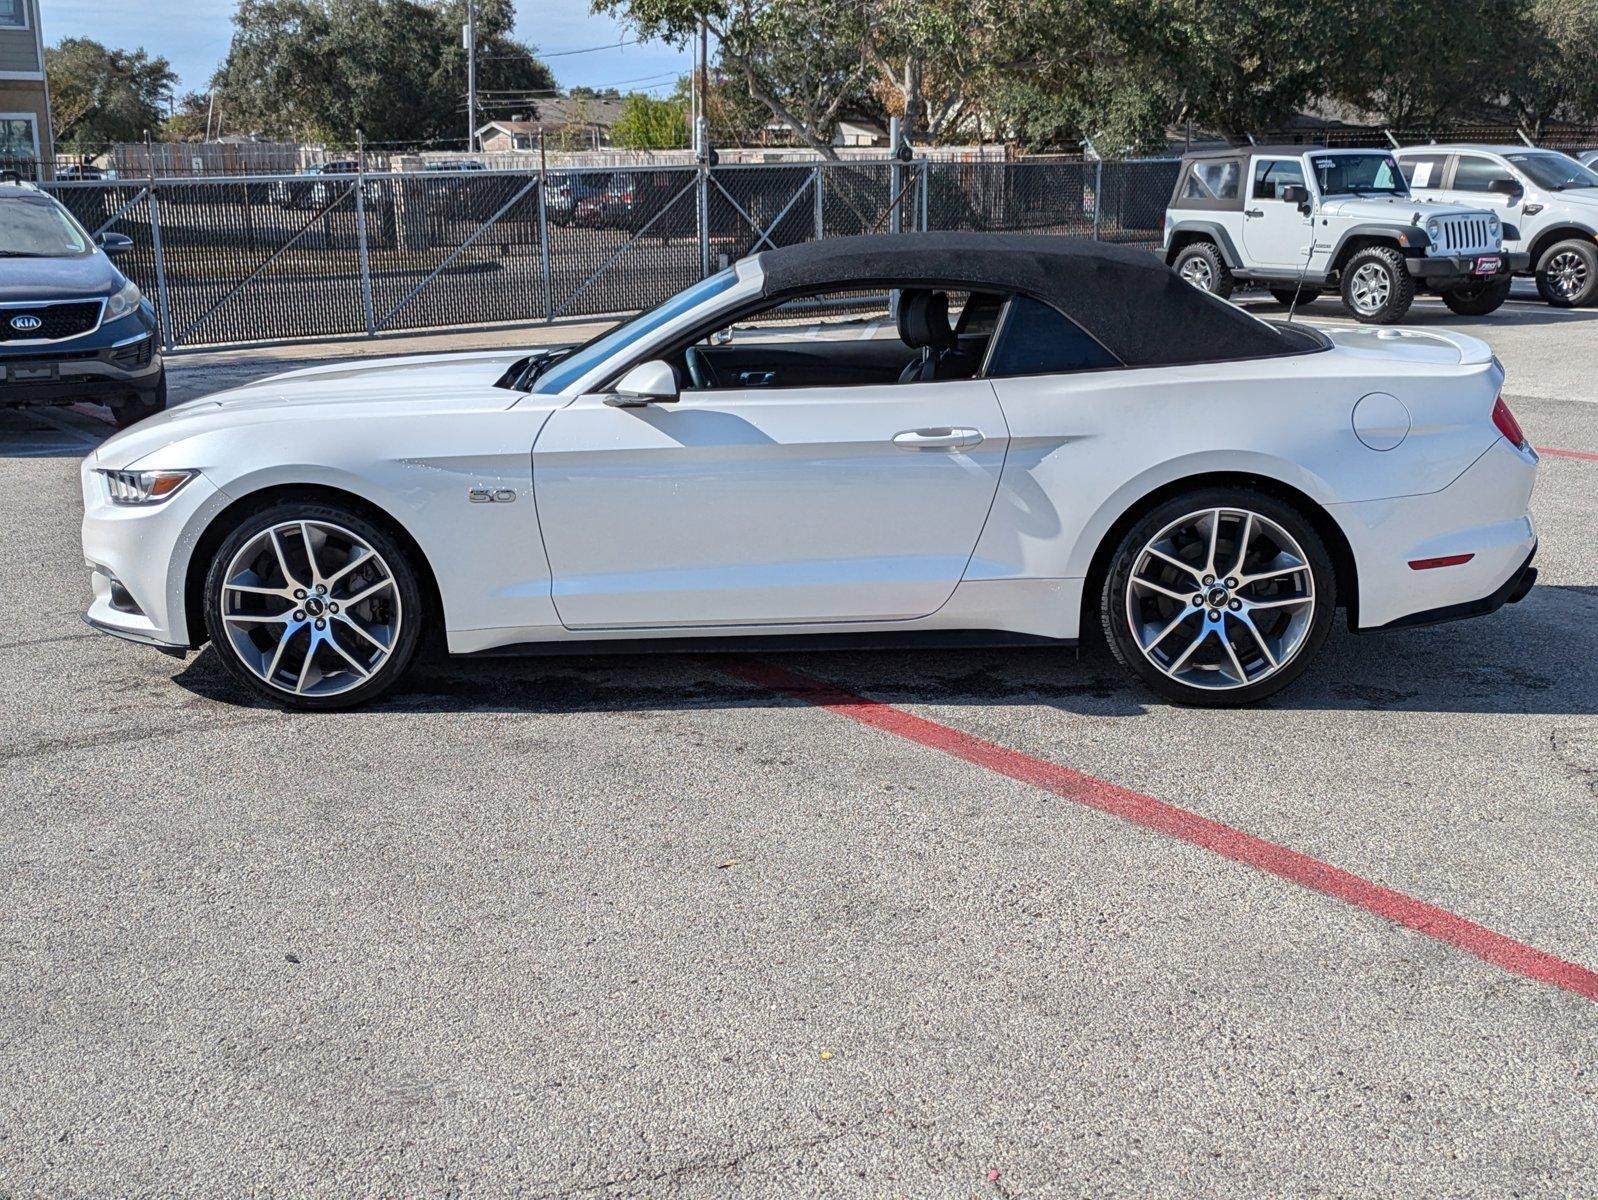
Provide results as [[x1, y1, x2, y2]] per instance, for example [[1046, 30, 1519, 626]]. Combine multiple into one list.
[[1100, 489, 1336, 706], [1339, 246, 1414, 323], [110, 369, 167, 429], [1534, 238, 1597, 307], [1440, 276, 1512, 316], [202, 500, 424, 710]]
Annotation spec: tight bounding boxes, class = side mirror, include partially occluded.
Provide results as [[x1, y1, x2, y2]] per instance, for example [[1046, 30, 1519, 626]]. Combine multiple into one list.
[[1488, 178, 1522, 198], [1280, 184, 1310, 212], [96, 231, 134, 255], [604, 359, 678, 407]]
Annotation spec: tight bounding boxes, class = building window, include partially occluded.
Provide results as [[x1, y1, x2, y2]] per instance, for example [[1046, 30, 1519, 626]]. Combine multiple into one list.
[[0, 0, 25, 29], [0, 116, 38, 164]]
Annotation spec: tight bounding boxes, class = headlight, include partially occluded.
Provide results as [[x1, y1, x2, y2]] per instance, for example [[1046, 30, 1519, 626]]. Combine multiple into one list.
[[99, 468, 195, 505], [105, 279, 143, 322], [1425, 217, 1441, 238], [1488, 213, 1501, 236]]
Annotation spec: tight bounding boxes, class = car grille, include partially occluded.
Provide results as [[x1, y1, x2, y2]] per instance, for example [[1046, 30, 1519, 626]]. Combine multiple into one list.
[[0, 300, 104, 343], [1434, 216, 1495, 256]]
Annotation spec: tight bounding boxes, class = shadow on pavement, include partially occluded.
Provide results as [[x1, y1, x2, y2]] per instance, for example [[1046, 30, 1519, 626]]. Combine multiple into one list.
[[170, 584, 1597, 719]]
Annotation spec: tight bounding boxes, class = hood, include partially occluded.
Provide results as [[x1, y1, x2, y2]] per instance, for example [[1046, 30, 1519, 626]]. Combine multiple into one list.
[[92, 349, 538, 469], [1317, 195, 1496, 224], [0, 252, 120, 302]]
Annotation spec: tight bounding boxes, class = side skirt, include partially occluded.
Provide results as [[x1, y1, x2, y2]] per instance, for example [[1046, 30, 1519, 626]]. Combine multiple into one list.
[[458, 629, 1079, 659]]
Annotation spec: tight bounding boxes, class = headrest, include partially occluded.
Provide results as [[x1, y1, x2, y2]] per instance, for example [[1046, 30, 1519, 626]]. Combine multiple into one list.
[[897, 289, 956, 351]]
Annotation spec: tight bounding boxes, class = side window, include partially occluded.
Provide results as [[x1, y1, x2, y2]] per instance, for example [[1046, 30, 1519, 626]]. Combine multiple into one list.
[[984, 295, 1120, 378], [1252, 158, 1306, 200], [1452, 155, 1511, 192], [1399, 154, 1449, 188], [1181, 160, 1242, 202]]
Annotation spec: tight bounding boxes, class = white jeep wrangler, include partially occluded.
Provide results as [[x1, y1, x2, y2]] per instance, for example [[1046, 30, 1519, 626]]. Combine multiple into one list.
[[1162, 146, 1527, 323], [1395, 144, 1598, 308]]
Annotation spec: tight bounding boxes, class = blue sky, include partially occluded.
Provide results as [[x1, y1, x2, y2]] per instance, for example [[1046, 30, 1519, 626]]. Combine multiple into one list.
[[42, 0, 693, 97]]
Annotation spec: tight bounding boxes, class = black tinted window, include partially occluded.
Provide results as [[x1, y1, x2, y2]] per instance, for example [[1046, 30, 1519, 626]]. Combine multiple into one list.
[[1452, 156, 1513, 192], [985, 295, 1119, 377]]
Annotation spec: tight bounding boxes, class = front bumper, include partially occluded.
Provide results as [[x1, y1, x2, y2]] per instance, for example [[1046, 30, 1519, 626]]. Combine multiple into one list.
[[1406, 251, 1530, 281], [80, 457, 222, 650], [0, 308, 162, 406]]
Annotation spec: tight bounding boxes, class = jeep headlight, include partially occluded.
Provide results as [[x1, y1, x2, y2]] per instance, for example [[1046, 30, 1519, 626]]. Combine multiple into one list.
[[105, 279, 143, 322], [1488, 213, 1501, 238], [1425, 217, 1441, 239]]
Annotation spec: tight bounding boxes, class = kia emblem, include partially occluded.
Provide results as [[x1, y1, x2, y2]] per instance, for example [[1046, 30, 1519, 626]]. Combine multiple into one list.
[[9, 314, 42, 332]]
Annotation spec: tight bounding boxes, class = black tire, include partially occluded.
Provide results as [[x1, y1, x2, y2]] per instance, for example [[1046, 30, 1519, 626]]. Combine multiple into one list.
[[1440, 276, 1512, 316], [1338, 245, 1414, 324], [202, 499, 425, 711], [110, 369, 167, 429], [1534, 238, 1598, 307], [1099, 488, 1337, 707], [1172, 241, 1235, 299], [1268, 286, 1318, 307]]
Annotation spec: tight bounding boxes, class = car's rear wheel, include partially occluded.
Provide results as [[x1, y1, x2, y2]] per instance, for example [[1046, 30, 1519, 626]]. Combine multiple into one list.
[[202, 501, 424, 710], [1268, 286, 1318, 307], [1534, 238, 1597, 307], [1440, 276, 1512, 316], [1173, 242, 1234, 299], [1339, 246, 1414, 323], [1100, 489, 1336, 706]]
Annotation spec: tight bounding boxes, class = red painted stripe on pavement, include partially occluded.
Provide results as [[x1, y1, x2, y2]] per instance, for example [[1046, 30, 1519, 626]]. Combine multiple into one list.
[[1536, 446, 1598, 461], [720, 656, 1598, 1003]]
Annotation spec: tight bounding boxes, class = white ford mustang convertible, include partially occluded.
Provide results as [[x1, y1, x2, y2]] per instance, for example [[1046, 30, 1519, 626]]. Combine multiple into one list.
[[80, 234, 1539, 709]]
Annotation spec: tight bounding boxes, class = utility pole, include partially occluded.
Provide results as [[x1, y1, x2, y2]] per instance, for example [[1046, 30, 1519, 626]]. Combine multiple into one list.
[[464, 0, 478, 151], [695, 17, 708, 156]]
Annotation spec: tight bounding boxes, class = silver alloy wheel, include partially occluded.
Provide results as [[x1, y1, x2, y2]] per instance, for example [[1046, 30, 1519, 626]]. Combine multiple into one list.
[[1124, 507, 1316, 691], [1348, 262, 1392, 315], [1545, 249, 1589, 301], [218, 519, 401, 698], [1179, 256, 1214, 290]]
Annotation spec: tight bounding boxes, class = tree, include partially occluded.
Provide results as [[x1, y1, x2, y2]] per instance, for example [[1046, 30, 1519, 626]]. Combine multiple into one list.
[[611, 94, 690, 148], [164, 92, 214, 141], [46, 38, 178, 148], [1326, 0, 1528, 130], [592, 0, 875, 158], [214, 0, 554, 143], [1505, 0, 1598, 134]]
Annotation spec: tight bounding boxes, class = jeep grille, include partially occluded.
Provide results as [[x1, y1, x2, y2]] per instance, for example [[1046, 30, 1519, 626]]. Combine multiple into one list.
[[1433, 215, 1495, 256]]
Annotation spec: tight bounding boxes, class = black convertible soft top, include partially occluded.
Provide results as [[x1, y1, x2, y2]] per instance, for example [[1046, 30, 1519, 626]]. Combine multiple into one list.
[[752, 233, 1305, 368]]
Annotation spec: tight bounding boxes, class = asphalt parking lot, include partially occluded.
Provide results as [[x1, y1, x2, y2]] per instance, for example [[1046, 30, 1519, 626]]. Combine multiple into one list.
[[2, 289, 1595, 1197]]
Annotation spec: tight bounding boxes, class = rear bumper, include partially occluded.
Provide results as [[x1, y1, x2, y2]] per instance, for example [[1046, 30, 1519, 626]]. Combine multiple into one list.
[[1335, 436, 1539, 630], [1369, 545, 1537, 631]]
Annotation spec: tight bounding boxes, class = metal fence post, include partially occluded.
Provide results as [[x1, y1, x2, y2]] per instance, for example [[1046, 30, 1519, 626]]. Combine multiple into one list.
[[919, 157, 930, 231], [889, 118, 902, 235], [354, 129, 376, 336], [146, 176, 174, 351], [698, 164, 710, 278], [537, 176, 553, 321], [1092, 158, 1104, 240], [812, 165, 823, 242]]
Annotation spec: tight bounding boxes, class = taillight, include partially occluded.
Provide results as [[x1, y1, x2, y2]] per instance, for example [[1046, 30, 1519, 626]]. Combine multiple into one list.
[[1491, 395, 1528, 451]]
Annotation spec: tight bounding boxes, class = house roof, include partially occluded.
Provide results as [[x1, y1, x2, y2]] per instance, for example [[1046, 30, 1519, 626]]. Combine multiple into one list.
[[476, 95, 628, 138], [752, 233, 1307, 369]]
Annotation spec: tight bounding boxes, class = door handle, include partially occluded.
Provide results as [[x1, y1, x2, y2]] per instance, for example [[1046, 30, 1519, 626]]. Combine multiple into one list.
[[1245, 208, 1264, 218], [738, 370, 775, 386], [892, 427, 984, 450]]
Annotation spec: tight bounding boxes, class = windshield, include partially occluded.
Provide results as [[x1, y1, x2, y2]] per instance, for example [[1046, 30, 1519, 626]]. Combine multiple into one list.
[[1311, 153, 1408, 196], [0, 198, 92, 257], [1505, 152, 1598, 190], [533, 268, 740, 394]]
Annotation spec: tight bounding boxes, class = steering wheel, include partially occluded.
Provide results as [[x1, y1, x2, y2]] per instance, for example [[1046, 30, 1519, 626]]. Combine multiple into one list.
[[684, 345, 719, 390]]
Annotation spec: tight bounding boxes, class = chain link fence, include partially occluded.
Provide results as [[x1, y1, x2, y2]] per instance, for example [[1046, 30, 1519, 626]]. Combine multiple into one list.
[[41, 157, 1182, 350]]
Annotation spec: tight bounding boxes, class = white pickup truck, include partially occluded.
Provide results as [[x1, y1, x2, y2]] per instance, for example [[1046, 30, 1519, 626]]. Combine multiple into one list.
[[1162, 146, 1528, 323]]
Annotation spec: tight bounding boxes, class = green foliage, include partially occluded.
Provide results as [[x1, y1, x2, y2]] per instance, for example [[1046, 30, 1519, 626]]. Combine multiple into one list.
[[611, 94, 690, 149], [214, 0, 554, 143], [47, 38, 179, 148], [1506, 0, 1598, 132]]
